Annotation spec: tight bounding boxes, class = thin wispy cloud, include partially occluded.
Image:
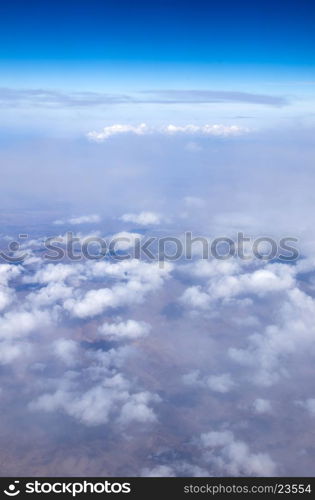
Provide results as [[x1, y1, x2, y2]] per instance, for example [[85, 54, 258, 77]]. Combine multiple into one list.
[[0, 87, 289, 108], [142, 89, 289, 107], [53, 214, 101, 225]]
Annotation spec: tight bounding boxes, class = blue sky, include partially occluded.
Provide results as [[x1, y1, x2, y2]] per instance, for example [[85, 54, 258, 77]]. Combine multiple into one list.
[[0, 0, 314, 137], [1, 0, 314, 90]]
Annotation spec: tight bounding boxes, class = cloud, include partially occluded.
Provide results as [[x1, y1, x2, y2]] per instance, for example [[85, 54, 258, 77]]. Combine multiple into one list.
[[0, 309, 51, 341], [0, 264, 21, 311], [120, 211, 161, 225], [183, 370, 235, 393], [200, 430, 276, 476], [98, 319, 151, 340], [0, 88, 134, 108], [23, 263, 83, 284], [181, 263, 296, 311], [53, 339, 80, 366], [53, 214, 101, 225], [0, 88, 288, 109], [118, 391, 160, 425], [30, 372, 160, 427], [87, 123, 249, 141], [229, 285, 315, 386], [163, 124, 249, 136], [87, 123, 149, 141], [63, 260, 172, 318], [0, 340, 31, 365], [253, 398, 272, 414], [27, 282, 73, 307], [142, 89, 288, 107]]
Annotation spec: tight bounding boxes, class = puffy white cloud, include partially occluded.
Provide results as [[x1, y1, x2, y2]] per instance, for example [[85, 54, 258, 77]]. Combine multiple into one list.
[[181, 262, 296, 312], [87, 123, 149, 141], [64, 287, 117, 318], [0, 264, 21, 311], [27, 282, 73, 307], [99, 319, 151, 340], [229, 287, 315, 385], [182, 259, 241, 279], [23, 263, 83, 285], [0, 264, 21, 286], [0, 287, 15, 312], [0, 309, 51, 340], [30, 373, 159, 427], [64, 260, 172, 318], [181, 286, 211, 310], [118, 391, 160, 425], [200, 430, 276, 476], [208, 266, 295, 302], [87, 123, 249, 142], [120, 211, 161, 226]]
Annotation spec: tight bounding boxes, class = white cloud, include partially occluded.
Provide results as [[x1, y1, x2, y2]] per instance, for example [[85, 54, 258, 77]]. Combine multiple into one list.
[[99, 319, 151, 340], [120, 211, 161, 225], [118, 391, 160, 425], [0, 264, 21, 311], [30, 373, 159, 427], [163, 124, 248, 136], [87, 123, 149, 141], [181, 262, 296, 311], [87, 123, 249, 142], [200, 430, 276, 476], [181, 286, 211, 310], [229, 286, 315, 386], [0, 309, 51, 340], [64, 260, 172, 318], [27, 282, 73, 307], [23, 263, 83, 285]]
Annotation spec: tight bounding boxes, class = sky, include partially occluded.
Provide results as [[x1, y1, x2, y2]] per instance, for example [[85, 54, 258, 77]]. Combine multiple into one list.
[[0, 0, 315, 478], [0, 0, 314, 138]]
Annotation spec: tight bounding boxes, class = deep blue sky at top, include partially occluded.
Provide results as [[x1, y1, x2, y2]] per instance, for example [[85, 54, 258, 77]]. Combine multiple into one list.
[[0, 0, 314, 90]]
